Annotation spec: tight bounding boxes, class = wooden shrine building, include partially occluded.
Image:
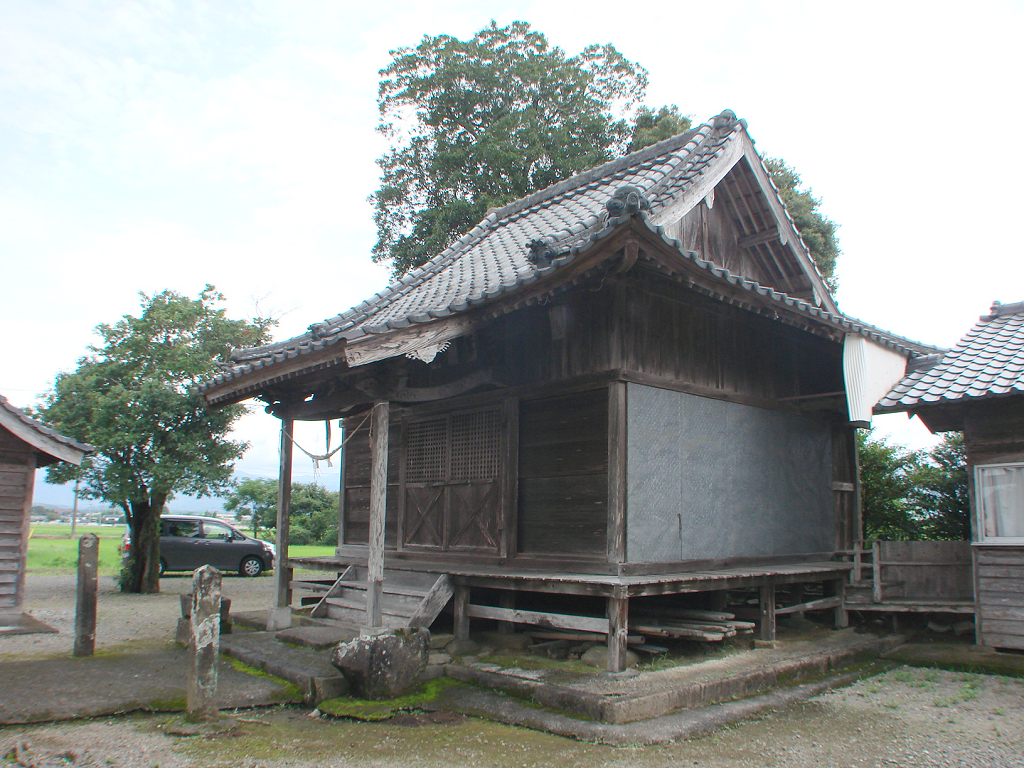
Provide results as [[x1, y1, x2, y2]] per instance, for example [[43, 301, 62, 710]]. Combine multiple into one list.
[[0, 394, 90, 630], [876, 300, 1024, 651], [199, 111, 936, 670]]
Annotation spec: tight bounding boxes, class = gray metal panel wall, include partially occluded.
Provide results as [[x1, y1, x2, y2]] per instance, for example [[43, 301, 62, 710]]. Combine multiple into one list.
[[626, 383, 833, 562]]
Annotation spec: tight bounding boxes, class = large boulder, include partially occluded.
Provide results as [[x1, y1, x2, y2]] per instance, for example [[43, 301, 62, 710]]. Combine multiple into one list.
[[330, 629, 429, 700]]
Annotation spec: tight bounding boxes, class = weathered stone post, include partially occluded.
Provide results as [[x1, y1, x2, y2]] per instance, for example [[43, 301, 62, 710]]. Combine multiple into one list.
[[73, 533, 98, 657], [187, 565, 221, 721]]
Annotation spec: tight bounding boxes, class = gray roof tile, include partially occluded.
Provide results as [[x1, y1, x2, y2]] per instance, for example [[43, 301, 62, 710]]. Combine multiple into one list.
[[199, 111, 938, 398], [876, 301, 1024, 411]]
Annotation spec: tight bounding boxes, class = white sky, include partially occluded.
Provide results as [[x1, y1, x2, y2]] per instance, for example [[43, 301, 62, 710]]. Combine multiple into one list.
[[3, 0, 1022, 509]]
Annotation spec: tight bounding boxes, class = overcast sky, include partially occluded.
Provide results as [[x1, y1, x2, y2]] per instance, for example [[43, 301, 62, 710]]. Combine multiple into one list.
[[3, 0, 1022, 509]]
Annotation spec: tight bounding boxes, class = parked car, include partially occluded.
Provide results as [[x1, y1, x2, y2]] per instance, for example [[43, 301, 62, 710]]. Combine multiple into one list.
[[122, 515, 275, 577]]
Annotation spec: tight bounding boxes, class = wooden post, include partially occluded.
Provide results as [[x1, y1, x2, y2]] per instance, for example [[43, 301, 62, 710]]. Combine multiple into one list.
[[187, 565, 221, 721], [453, 584, 469, 641], [73, 533, 98, 657], [365, 400, 389, 633], [269, 417, 293, 631], [498, 591, 515, 635], [606, 381, 627, 564], [871, 541, 882, 603], [759, 583, 776, 641], [833, 578, 849, 629], [607, 595, 629, 673]]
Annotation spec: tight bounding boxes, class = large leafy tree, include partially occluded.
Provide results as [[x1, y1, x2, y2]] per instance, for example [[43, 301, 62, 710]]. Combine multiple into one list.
[[911, 433, 970, 540], [857, 431, 970, 541], [40, 287, 273, 593], [371, 20, 648, 276], [224, 478, 338, 546], [858, 430, 925, 540], [223, 477, 278, 538]]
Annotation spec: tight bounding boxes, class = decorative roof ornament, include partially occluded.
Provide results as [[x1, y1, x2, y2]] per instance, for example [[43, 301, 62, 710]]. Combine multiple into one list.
[[405, 341, 449, 364], [526, 238, 563, 268], [308, 321, 330, 341], [605, 185, 650, 219]]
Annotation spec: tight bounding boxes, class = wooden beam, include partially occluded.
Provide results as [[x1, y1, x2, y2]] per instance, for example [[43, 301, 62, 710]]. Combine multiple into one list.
[[392, 369, 495, 403], [465, 604, 609, 634], [365, 400, 389, 630], [453, 583, 470, 641], [345, 317, 477, 368], [737, 227, 780, 249]]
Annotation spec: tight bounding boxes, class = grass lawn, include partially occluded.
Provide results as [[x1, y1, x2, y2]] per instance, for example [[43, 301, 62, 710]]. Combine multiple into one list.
[[24, 527, 336, 576]]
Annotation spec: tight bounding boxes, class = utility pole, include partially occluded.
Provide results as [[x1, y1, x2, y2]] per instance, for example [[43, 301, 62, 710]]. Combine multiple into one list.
[[70, 475, 80, 538]]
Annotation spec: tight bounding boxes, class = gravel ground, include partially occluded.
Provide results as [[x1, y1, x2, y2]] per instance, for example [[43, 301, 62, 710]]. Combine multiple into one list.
[[0, 572, 278, 659], [2, 574, 1023, 767]]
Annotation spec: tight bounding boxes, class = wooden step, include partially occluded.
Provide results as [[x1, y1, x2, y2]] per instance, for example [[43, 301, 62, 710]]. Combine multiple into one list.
[[306, 568, 453, 630]]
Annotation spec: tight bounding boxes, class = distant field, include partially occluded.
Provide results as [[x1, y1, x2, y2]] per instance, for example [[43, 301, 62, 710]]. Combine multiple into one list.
[[28, 524, 123, 539], [24, 529, 334, 575]]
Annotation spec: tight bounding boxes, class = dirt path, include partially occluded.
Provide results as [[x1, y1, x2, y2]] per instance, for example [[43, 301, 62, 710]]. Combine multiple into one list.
[[0, 572, 278, 658], [2, 668, 1023, 767], [3, 574, 1023, 767]]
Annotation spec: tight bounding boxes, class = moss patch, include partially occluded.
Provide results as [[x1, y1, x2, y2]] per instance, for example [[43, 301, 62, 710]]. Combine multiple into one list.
[[318, 677, 462, 721], [226, 657, 304, 702]]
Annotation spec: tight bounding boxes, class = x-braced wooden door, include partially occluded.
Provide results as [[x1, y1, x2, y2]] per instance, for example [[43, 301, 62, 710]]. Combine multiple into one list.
[[401, 407, 503, 553]]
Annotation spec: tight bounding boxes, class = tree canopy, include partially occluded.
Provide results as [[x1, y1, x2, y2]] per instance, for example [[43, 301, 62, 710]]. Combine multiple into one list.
[[857, 431, 969, 541], [39, 286, 273, 592], [223, 477, 338, 546], [371, 20, 648, 277], [763, 158, 840, 291], [371, 21, 842, 290]]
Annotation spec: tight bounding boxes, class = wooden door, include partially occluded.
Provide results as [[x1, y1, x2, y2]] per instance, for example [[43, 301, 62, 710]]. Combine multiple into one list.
[[401, 407, 503, 553]]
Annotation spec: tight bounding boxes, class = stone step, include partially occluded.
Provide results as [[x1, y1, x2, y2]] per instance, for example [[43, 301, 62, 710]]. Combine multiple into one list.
[[220, 630, 350, 705]]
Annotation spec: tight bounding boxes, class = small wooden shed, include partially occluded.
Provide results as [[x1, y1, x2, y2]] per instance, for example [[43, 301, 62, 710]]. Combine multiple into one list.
[[876, 300, 1024, 650], [0, 394, 90, 628], [200, 111, 935, 669]]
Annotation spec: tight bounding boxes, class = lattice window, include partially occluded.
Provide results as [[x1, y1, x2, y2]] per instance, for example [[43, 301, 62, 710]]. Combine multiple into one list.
[[405, 408, 501, 484], [406, 417, 447, 483], [450, 409, 501, 481]]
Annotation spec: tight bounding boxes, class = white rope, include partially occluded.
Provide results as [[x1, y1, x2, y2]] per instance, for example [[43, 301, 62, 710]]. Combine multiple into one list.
[[284, 411, 370, 471]]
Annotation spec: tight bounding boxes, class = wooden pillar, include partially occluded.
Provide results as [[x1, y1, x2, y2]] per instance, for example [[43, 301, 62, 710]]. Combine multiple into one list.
[[759, 582, 776, 641], [498, 591, 515, 635], [607, 381, 627, 564], [453, 583, 470, 641], [365, 400, 389, 632], [74, 533, 98, 657], [269, 417, 293, 630], [607, 595, 629, 673], [833, 578, 849, 629]]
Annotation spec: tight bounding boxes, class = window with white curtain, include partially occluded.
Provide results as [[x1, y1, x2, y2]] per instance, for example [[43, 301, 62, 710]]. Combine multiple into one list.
[[976, 463, 1024, 543]]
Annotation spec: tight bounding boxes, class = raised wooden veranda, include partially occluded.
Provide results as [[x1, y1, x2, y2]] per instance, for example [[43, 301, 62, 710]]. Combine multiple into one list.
[[285, 553, 852, 671]]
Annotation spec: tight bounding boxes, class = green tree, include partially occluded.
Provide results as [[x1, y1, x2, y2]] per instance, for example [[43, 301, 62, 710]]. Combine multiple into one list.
[[763, 158, 840, 291], [223, 476, 278, 538], [228, 480, 339, 546], [289, 483, 340, 546], [626, 105, 692, 153], [371, 20, 649, 277], [858, 430, 926, 540], [911, 433, 970, 540], [39, 287, 274, 593]]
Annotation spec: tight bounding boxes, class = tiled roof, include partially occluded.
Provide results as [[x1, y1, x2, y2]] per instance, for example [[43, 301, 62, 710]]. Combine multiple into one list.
[[876, 300, 1024, 412], [199, 110, 936, 398], [0, 394, 93, 460]]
